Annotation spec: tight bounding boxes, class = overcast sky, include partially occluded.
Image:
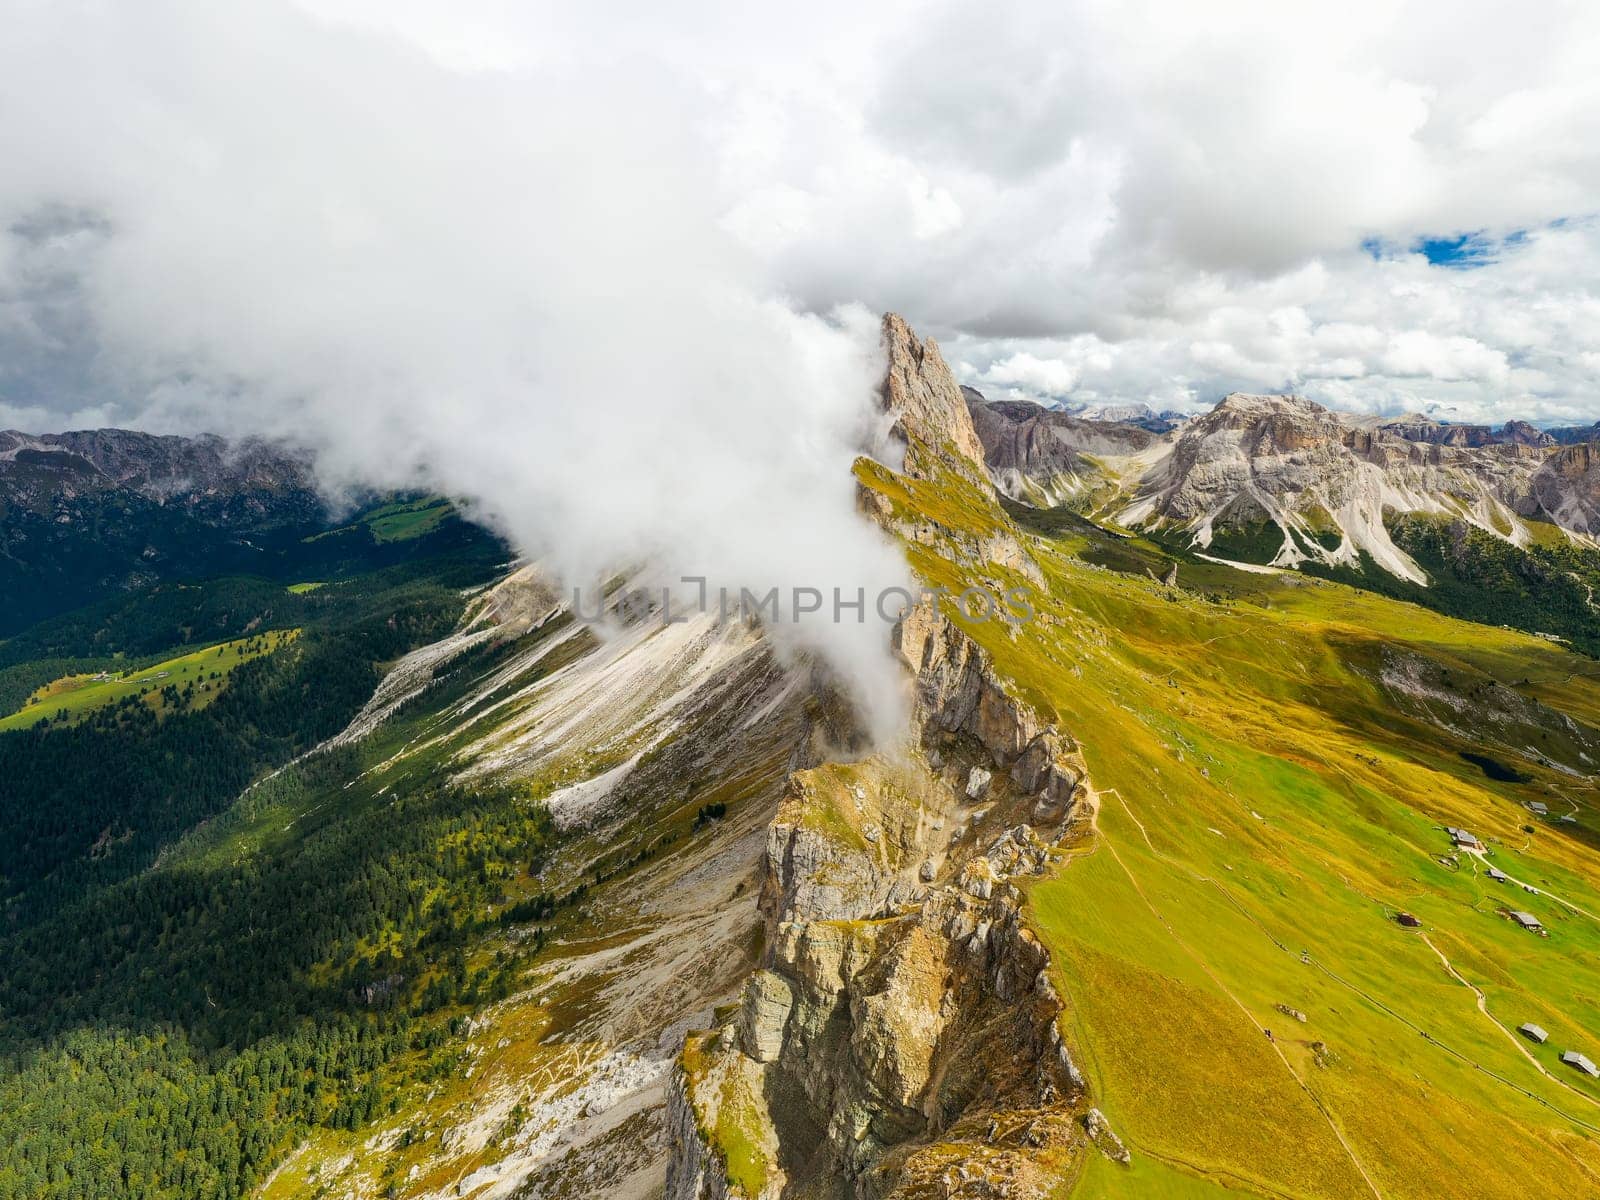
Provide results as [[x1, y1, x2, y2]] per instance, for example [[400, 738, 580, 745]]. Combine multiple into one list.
[[2, 0, 1599, 429]]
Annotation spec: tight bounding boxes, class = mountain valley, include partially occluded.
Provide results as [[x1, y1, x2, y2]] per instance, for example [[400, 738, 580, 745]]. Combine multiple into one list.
[[6, 320, 1600, 1200]]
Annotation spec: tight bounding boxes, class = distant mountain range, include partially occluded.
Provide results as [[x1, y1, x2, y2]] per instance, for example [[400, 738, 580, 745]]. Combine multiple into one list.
[[0, 428, 476, 635], [0, 427, 321, 519], [963, 387, 1189, 433], [967, 390, 1600, 585]]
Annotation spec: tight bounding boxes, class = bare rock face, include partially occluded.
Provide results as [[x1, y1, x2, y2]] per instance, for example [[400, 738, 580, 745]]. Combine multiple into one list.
[[1501, 420, 1556, 448], [739, 970, 798, 1063], [858, 316, 1048, 594], [1116, 392, 1560, 584], [893, 598, 1081, 810], [1083, 1108, 1130, 1164], [761, 751, 971, 925], [1380, 415, 1555, 449], [902, 375, 1600, 591], [1134, 394, 1358, 528], [1006, 390, 1600, 586], [671, 599, 1094, 1199], [965, 396, 1156, 506], [879, 314, 988, 479], [1527, 442, 1600, 534]]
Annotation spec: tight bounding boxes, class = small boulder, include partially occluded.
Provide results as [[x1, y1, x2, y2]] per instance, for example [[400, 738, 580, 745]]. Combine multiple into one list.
[[1084, 1108, 1131, 1164]]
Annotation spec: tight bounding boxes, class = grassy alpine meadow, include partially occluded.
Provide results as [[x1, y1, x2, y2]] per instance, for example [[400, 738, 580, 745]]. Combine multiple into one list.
[[866, 458, 1600, 1197], [0, 629, 300, 731], [304, 495, 456, 546]]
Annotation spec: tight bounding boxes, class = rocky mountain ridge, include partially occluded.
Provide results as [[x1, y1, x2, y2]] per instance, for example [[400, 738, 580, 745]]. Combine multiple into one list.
[[0, 428, 318, 522], [1372, 414, 1553, 448], [965, 395, 1158, 509], [970, 389, 1600, 584], [664, 316, 1115, 1199]]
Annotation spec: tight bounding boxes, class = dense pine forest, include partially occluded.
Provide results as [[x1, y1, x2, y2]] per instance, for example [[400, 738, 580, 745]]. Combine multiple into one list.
[[1125, 505, 1600, 660], [0, 507, 578, 1200], [1302, 514, 1600, 657]]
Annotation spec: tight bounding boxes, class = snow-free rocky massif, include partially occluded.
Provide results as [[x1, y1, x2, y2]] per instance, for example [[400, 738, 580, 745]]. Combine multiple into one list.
[[970, 385, 1600, 584], [248, 316, 1113, 1199], [18, 316, 1600, 1199], [225, 315, 1600, 1199]]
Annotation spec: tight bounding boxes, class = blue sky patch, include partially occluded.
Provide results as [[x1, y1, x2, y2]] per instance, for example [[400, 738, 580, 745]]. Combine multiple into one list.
[[1364, 227, 1533, 269], [1416, 232, 1496, 267]]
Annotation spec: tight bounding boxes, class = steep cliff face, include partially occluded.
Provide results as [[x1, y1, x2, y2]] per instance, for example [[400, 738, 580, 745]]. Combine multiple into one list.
[[893, 600, 1080, 817], [1526, 442, 1600, 533], [667, 598, 1097, 1200], [879, 314, 989, 481], [666, 314, 1117, 1200], [964, 396, 1156, 507]]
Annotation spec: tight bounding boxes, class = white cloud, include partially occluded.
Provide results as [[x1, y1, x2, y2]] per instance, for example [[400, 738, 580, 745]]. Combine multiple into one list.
[[907, 177, 963, 241], [1380, 331, 1509, 385], [0, 1, 1598, 722], [978, 351, 1078, 398], [0, 0, 917, 736]]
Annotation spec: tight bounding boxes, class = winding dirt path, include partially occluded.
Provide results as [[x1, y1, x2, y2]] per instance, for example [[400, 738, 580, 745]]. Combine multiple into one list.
[[1419, 932, 1600, 1113], [1466, 848, 1600, 924]]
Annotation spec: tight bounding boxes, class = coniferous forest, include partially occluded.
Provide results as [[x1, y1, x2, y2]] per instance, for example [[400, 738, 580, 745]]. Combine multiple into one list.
[[0, 514, 569, 1200]]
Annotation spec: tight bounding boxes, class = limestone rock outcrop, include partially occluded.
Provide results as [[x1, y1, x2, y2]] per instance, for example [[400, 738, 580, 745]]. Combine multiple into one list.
[[879, 314, 989, 480], [964, 387, 1600, 585], [894, 599, 1081, 815], [1526, 442, 1600, 534], [965, 395, 1157, 506], [1114, 392, 1553, 584], [669, 604, 1095, 1200]]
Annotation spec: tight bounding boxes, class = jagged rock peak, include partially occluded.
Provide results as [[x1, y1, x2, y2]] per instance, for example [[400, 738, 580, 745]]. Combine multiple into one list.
[[879, 312, 988, 476], [1502, 419, 1556, 447]]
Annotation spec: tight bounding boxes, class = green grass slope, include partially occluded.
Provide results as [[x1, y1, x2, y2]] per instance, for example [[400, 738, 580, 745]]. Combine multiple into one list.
[[0, 630, 298, 731], [864, 458, 1600, 1198], [305, 495, 455, 545]]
